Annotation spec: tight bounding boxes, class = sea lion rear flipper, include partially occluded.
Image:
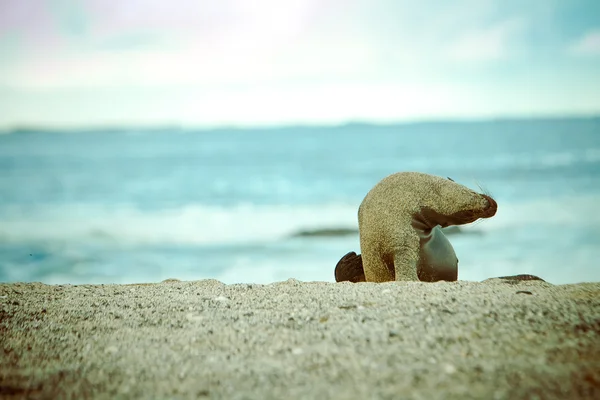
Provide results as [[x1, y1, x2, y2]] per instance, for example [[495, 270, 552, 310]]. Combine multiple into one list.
[[335, 251, 366, 283]]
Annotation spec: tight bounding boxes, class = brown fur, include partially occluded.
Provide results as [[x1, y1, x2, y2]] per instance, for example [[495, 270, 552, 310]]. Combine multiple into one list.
[[334, 252, 366, 283]]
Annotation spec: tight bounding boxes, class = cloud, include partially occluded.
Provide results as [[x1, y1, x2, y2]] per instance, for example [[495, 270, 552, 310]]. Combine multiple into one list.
[[0, 0, 331, 89], [444, 17, 526, 62], [1, 0, 598, 127], [0, 81, 479, 128], [569, 29, 600, 56], [0, 1, 527, 90]]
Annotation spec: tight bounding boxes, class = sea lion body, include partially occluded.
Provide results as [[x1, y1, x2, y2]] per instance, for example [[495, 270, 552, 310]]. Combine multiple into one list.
[[417, 225, 458, 281], [357, 172, 497, 282], [335, 225, 457, 283]]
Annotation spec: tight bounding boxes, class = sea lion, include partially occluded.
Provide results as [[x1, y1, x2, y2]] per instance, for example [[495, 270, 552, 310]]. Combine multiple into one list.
[[353, 172, 497, 282]]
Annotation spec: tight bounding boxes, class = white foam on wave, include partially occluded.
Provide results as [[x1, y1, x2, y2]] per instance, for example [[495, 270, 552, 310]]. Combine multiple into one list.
[[214, 257, 336, 285], [2, 193, 598, 246], [496, 148, 600, 170], [457, 241, 600, 284], [0, 203, 360, 246], [465, 194, 600, 233], [425, 147, 600, 172]]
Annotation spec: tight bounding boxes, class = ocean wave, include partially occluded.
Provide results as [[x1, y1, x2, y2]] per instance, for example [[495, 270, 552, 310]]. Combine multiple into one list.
[[490, 148, 600, 170], [0, 203, 359, 246], [1, 194, 598, 247], [472, 195, 600, 232], [420, 148, 600, 173]]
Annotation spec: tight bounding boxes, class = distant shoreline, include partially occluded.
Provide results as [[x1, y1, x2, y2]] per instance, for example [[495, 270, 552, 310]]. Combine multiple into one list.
[[2, 114, 598, 136]]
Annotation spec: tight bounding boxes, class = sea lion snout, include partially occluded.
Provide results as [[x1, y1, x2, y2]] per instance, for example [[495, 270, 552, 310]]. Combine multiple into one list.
[[481, 194, 497, 218]]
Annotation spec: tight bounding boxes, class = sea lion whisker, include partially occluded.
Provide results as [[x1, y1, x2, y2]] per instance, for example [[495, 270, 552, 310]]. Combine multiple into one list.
[[476, 181, 494, 198], [470, 218, 485, 227]]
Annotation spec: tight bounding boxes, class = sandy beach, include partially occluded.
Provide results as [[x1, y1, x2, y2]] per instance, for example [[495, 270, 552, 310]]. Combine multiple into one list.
[[1, 278, 599, 399]]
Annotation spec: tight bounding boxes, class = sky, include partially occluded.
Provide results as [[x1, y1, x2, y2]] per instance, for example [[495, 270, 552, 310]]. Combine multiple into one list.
[[1, 0, 599, 128]]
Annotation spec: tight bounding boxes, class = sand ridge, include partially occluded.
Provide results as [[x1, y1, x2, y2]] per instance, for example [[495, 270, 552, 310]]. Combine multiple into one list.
[[1, 279, 599, 399]]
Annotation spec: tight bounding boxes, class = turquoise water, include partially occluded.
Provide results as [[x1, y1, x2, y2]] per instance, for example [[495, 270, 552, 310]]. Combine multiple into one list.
[[1, 118, 599, 285]]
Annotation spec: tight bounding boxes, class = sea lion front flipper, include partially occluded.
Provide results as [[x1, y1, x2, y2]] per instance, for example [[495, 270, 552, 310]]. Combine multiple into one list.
[[335, 251, 366, 283]]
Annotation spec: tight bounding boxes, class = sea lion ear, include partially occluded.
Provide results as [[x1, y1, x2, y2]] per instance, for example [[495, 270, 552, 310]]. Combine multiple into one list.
[[447, 177, 455, 182]]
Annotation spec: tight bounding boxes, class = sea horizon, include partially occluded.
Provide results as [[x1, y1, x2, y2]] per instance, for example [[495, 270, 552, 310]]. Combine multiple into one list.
[[2, 114, 599, 135]]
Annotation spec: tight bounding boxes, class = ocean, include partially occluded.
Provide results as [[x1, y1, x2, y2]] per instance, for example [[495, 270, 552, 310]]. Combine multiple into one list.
[[1, 118, 599, 285]]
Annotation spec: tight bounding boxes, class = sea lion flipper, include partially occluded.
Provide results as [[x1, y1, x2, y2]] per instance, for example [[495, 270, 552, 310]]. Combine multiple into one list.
[[335, 252, 366, 283]]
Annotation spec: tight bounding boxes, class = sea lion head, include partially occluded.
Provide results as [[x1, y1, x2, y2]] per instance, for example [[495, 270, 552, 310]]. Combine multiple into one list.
[[421, 176, 497, 228]]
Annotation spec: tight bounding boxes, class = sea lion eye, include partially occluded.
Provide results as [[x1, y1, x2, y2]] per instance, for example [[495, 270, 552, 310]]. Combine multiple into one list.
[[447, 177, 454, 182]]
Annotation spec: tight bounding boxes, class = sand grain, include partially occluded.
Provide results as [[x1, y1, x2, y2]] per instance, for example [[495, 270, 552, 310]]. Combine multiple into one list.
[[1, 279, 599, 399]]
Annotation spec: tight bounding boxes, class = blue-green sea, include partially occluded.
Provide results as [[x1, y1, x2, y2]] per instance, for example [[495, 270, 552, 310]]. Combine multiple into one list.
[[1, 118, 599, 285]]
